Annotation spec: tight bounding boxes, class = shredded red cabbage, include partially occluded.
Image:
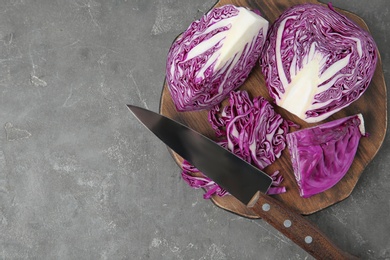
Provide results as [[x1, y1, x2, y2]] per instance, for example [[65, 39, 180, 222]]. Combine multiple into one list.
[[182, 90, 295, 198]]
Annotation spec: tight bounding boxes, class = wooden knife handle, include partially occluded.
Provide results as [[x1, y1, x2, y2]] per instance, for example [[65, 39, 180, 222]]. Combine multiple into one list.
[[248, 192, 358, 260]]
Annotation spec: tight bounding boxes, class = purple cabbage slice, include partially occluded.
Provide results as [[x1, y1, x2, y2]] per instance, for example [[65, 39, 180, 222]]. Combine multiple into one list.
[[181, 90, 294, 198], [166, 5, 269, 111], [260, 3, 377, 123], [286, 114, 366, 198]]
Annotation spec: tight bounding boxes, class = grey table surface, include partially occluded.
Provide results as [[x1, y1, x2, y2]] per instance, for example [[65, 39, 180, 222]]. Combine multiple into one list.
[[0, 0, 389, 259]]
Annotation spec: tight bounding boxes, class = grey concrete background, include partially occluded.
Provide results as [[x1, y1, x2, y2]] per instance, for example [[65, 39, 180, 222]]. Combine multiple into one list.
[[0, 0, 389, 259]]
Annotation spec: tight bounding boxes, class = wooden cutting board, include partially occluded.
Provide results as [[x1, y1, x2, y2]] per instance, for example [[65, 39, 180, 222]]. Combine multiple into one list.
[[159, 0, 387, 217]]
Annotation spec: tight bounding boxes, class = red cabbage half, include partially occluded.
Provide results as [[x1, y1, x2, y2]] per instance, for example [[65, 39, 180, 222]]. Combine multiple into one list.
[[182, 90, 293, 198], [166, 5, 269, 111], [286, 114, 366, 198], [260, 4, 377, 123]]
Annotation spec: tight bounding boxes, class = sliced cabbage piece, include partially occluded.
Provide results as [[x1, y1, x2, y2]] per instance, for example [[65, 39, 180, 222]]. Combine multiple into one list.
[[260, 3, 377, 123], [166, 5, 269, 111], [286, 114, 366, 198], [181, 90, 292, 199]]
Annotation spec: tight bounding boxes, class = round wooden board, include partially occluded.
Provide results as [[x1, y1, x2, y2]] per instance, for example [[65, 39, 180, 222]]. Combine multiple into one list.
[[159, 0, 387, 217]]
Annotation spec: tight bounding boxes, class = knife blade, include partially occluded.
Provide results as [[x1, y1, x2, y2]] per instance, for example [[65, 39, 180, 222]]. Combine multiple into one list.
[[127, 104, 357, 260], [127, 104, 272, 204]]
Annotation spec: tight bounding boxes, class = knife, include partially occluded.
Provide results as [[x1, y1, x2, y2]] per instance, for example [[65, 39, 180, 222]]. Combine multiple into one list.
[[127, 104, 357, 260]]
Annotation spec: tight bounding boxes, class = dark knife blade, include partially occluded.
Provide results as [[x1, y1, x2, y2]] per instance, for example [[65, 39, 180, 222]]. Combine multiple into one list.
[[127, 104, 272, 205]]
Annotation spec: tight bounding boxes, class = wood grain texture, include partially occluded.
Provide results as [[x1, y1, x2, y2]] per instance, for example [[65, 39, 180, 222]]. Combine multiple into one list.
[[159, 0, 387, 217]]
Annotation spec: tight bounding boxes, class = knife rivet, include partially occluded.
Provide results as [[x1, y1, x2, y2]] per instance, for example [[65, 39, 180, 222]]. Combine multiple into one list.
[[305, 236, 313, 244], [262, 203, 270, 211], [283, 220, 292, 228]]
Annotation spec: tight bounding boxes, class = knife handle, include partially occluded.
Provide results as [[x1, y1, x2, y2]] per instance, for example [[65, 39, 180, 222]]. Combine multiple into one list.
[[248, 192, 358, 260]]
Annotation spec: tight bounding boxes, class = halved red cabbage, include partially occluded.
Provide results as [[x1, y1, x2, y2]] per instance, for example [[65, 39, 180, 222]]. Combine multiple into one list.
[[260, 3, 377, 123], [181, 90, 294, 198], [166, 5, 269, 111], [286, 114, 366, 198]]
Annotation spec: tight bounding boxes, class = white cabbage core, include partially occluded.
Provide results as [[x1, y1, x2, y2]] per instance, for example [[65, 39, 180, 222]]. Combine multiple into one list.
[[357, 113, 365, 135], [185, 7, 268, 78], [275, 17, 362, 122], [214, 8, 268, 70]]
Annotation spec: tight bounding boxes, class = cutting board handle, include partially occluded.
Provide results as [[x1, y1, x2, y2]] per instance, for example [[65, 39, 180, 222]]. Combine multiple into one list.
[[248, 192, 358, 259]]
